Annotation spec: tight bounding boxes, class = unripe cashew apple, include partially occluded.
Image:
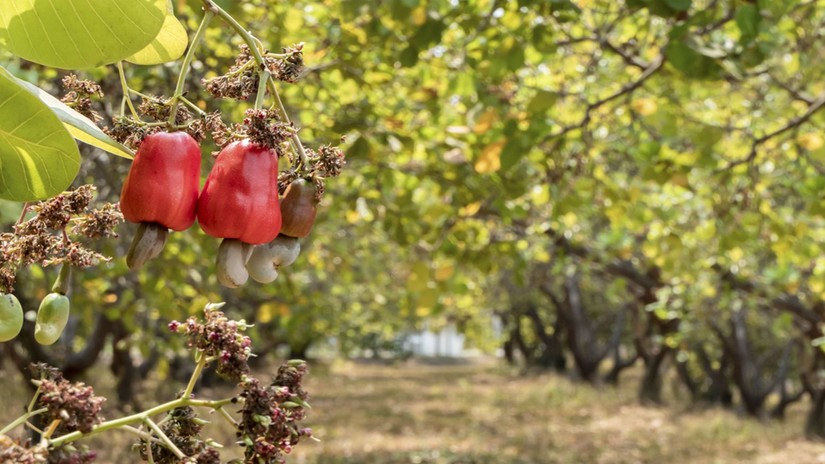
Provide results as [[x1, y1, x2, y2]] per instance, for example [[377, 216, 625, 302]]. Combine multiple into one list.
[[35, 292, 70, 346], [0, 293, 24, 342]]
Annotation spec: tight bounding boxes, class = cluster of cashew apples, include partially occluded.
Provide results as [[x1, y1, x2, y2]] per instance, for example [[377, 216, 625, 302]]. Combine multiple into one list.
[[120, 132, 318, 288]]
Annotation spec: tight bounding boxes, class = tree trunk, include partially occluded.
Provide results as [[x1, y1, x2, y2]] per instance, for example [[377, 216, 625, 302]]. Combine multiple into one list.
[[638, 347, 670, 404], [807, 390, 825, 439], [696, 346, 733, 407], [523, 304, 566, 372], [111, 321, 140, 410]]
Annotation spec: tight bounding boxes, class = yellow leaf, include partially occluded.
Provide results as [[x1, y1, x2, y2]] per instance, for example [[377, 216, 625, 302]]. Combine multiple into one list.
[[434, 265, 454, 281], [257, 303, 277, 323], [459, 201, 482, 217], [473, 108, 498, 134], [475, 141, 505, 173], [799, 133, 824, 151], [631, 98, 658, 116], [125, 2, 188, 65], [342, 22, 367, 45], [284, 8, 305, 32], [411, 6, 427, 26], [669, 172, 690, 188]]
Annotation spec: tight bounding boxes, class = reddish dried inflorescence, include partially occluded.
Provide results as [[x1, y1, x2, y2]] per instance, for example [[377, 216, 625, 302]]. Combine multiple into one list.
[[237, 361, 311, 463], [61, 74, 103, 123], [0, 186, 121, 293], [169, 306, 253, 381], [270, 44, 304, 84], [32, 363, 106, 435], [137, 406, 220, 464]]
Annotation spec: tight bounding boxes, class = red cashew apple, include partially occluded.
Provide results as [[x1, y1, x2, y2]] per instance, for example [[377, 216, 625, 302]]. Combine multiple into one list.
[[120, 132, 202, 231], [120, 132, 201, 270], [197, 139, 281, 245]]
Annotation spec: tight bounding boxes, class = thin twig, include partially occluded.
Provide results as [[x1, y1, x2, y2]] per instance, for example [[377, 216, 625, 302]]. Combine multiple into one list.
[[145, 418, 185, 459], [542, 53, 665, 143], [719, 91, 825, 171]]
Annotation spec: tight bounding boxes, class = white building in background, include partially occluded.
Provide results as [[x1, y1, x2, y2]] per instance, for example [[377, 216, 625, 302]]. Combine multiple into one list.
[[403, 322, 466, 357]]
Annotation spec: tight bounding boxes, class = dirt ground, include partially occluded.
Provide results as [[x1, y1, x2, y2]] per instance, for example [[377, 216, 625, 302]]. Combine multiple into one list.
[[3, 358, 825, 463]]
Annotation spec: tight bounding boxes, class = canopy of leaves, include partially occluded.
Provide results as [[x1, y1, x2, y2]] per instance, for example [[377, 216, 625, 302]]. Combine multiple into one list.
[[3, 0, 825, 386]]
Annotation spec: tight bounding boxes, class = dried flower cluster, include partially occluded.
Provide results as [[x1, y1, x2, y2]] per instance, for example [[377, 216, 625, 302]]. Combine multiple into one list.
[[313, 145, 346, 179], [269, 44, 304, 84], [203, 45, 258, 101], [240, 109, 294, 151], [277, 143, 346, 202], [169, 305, 253, 382], [204, 43, 305, 101], [43, 444, 98, 464], [0, 366, 101, 464], [138, 96, 192, 126], [237, 361, 312, 464], [137, 406, 220, 464], [61, 74, 103, 123], [104, 116, 156, 150], [0, 186, 122, 292], [31, 363, 106, 435], [0, 435, 48, 464], [188, 111, 228, 146], [158, 309, 313, 463]]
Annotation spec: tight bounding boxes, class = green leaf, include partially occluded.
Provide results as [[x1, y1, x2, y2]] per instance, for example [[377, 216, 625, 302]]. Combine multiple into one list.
[[757, 0, 797, 16], [664, 0, 691, 11], [500, 137, 526, 172], [125, 2, 188, 65], [411, 18, 446, 48], [735, 4, 760, 44], [665, 39, 721, 80], [526, 90, 558, 116], [0, 69, 80, 201], [0, 0, 166, 69], [5, 69, 133, 159]]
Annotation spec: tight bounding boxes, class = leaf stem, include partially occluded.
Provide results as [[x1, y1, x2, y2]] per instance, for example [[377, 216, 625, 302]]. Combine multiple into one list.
[[116, 62, 140, 119], [254, 70, 270, 110], [216, 406, 238, 427], [177, 96, 208, 117], [0, 407, 47, 436], [267, 77, 310, 169], [47, 393, 237, 449], [16, 203, 30, 226], [183, 351, 206, 398], [52, 264, 72, 294], [168, 9, 215, 125], [121, 425, 161, 443], [145, 417, 185, 459]]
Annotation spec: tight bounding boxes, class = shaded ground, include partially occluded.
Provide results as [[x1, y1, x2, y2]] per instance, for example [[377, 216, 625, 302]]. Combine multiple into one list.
[[3, 359, 825, 463]]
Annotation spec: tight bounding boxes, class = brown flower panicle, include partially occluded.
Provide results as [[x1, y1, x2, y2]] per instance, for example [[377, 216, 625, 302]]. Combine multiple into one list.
[[0, 185, 122, 293], [61, 74, 103, 123], [169, 305, 253, 382]]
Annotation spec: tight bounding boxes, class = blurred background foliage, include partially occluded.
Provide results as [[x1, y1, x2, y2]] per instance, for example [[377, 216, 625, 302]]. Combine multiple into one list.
[[5, 0, 825, 445]]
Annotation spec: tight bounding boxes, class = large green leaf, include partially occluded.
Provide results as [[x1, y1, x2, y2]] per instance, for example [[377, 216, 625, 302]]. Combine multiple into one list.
[[125, 2, 188, 65], [0, 0, 166, 69], [6, 71, 133, 159], [0, 69, 80, 201]]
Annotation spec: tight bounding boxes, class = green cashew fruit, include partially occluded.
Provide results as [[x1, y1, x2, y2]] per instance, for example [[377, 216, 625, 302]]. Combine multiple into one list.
[[0, 293, 24, 342], [34, 293, 70, 346]]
